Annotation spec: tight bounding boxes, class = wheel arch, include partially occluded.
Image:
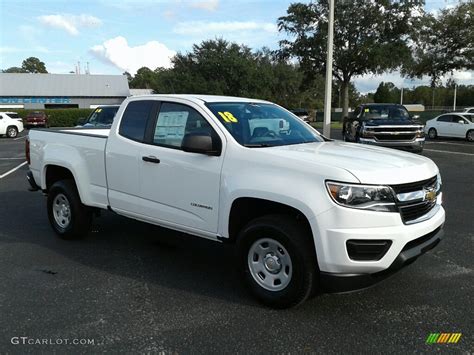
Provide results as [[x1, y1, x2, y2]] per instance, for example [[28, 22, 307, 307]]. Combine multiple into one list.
[[227, 197, 314, 247]]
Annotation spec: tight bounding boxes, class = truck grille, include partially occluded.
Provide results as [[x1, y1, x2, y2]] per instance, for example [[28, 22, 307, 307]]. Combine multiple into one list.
[[390, 175, 439, 223], [364, 125, 423, 142], [375, 133, 416, 141]]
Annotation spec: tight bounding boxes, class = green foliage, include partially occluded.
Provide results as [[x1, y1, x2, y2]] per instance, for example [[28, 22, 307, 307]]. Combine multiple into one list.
[[277, 0, 424, 117], [21, 57, 48, 73], [374, 82, 400, 103], [403, 2, 474, 85], [129, 39, 327, 109], [0, 109, 93, 127], [2, 57, 48, 73]]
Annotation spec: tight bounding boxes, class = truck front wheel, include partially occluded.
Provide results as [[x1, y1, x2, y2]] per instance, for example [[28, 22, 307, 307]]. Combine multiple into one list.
[[237, 215, 318, 308], [47, 180, 91, 239]]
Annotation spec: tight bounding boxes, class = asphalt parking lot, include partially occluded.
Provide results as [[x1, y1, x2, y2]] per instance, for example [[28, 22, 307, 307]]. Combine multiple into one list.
[[0, 130, 473, 353]]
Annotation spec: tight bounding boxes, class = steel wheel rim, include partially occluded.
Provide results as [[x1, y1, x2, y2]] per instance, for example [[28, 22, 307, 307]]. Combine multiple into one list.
[[429, 129, 436, 139], [7, 128, 16, 137], [248, 238, 292, 292], [53, 193, 71, 229]]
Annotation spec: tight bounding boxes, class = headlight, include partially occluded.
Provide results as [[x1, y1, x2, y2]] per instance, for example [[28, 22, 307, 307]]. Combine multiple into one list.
[[326, 181, 397, 212]]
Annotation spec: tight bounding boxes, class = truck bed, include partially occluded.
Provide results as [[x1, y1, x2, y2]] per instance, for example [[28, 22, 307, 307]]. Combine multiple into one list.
[[29, 127, 110, 208]]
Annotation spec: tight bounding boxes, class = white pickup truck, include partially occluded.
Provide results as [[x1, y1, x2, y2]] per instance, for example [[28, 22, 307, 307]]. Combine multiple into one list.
[[26, 95, 445, 308]]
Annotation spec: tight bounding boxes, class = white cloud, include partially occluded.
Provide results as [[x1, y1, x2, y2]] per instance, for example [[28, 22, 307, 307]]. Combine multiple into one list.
[[38, 14, 102, 36], [190, 0, 219, 11], [174, 21, 277, 35], [90, 36, 176, 75]]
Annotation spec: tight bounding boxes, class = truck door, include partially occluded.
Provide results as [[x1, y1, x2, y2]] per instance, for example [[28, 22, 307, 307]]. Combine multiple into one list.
[[106, 100, 157, 216], [138, 101, 225, 235]]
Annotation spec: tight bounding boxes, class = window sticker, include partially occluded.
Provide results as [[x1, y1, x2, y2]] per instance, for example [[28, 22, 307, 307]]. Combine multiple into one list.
[[154, 111, 189, 142], [364, 108, 369, 113], [218, 111, 238, 123], [96, 108, 102, 113]]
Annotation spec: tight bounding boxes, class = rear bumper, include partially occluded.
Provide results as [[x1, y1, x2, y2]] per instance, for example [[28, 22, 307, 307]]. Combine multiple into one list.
[[320, 225, 444, 293], [26, 170, 40, 191], [359, 137, 424, 152]]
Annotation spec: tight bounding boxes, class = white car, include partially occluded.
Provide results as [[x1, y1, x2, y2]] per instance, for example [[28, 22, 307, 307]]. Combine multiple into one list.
[[26, 95, 445, 308], [425, 113, 474, 142], [462, 107, 474, 114], [0, 111, 24, 138]]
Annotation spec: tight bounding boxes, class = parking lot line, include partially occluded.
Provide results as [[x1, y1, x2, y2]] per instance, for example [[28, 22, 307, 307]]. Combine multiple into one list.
[[426, 141, 471, 147], [13, 136, 26, 141], [0, 161, 27, 179], [424, 149, 474, 156]]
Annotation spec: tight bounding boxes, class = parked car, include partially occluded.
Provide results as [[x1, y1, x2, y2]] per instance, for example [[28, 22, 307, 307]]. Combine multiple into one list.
[[0, 111, 24, 138], [26, 111, 48, 128], [343, 103, 425, 153], [26, 95, 444, 308], [290, 108, 311, 123], [77, 105, 120, 128], [425, 113, 474, 142], [462, 107, 474, 114]]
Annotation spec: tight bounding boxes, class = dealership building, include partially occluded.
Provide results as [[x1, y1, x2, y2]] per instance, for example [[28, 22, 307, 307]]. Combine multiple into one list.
[[0, 73, 131, 109]]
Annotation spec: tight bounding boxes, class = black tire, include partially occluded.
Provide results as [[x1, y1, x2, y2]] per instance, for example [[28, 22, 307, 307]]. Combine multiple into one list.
[[237, 214, 319, 309], [47, 180, 92, 239], [6, 126, 18, 138], [466, 130, 474, 142], [428, 128, 437, 140]]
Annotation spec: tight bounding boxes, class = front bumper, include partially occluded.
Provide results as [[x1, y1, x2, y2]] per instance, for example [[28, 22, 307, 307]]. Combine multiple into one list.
[[359, 137, 424, 152], [320, 225, 444, 292]]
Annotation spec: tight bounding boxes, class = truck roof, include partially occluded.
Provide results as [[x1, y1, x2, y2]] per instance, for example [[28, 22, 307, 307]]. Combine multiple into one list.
[[129, 94, 271, 104]]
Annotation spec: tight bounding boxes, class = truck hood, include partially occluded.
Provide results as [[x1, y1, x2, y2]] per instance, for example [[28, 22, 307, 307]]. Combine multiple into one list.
[[265, 141, 438, 185]]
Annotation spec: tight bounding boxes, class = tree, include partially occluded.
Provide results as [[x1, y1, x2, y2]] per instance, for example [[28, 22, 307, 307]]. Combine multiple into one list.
[[2, 67, 26, 73], [129, 67, 156, 88], [21, 57, 47, 73], [278, 0, 424, 118], [374, 82, 400, 103], [402, 2, 474, 107]]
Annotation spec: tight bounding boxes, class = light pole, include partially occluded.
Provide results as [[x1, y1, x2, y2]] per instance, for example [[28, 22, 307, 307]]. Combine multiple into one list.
[[453, 84, 457, 111], [400, 86, 403, 105], [323, 0, 335, 138]]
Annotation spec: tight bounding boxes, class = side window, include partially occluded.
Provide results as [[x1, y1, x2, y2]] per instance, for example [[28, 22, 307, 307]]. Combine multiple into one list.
[[153, 102, 213, 149], [119, 100, 154, 142], [437, 115, 450, 122]]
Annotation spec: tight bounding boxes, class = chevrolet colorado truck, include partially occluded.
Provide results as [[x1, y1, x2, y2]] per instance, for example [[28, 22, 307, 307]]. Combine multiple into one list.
[[26, 95, 445, 308], [343, 103, 425, 153]]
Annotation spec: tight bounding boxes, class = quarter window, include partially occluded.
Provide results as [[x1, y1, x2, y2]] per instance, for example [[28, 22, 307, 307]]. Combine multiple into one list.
[[152, 102, 214, 149], [119, 100, 154, 142]]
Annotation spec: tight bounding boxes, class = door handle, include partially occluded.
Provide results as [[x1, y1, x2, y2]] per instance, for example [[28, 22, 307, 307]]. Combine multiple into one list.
[[142, 156, 160, 164]]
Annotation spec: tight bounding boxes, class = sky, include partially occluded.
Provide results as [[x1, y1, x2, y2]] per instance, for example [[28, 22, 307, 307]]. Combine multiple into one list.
[[0, 0, 472, 93]]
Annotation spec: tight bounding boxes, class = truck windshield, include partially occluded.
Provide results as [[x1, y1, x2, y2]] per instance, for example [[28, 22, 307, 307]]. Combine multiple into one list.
[[86, 106, 119, 127], [361, 105, 410, 120], [206, 102, 323, 147]]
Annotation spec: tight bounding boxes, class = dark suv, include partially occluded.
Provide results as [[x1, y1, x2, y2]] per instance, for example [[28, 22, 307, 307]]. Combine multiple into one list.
[[343, 103, 425, 153]]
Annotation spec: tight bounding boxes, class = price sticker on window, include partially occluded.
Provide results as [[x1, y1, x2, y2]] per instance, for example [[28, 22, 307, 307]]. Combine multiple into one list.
[[364, 108, 369, 113], [218, 111, 238, 123], [96, 108, 102, 112]]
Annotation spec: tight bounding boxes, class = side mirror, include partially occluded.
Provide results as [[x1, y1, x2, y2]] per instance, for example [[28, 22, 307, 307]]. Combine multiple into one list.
[[182, 132, 221, 156], [77, 117, 86, 125], [458, 120, 465, 124], [412, 115, 420, 120]]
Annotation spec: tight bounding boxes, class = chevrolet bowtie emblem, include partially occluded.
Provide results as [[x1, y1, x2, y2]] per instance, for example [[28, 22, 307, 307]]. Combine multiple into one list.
[[424, 188, 436, 202]]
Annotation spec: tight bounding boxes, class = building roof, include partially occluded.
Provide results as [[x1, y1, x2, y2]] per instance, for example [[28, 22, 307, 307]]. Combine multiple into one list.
[[0, 73, 130, 97], [130, 89, 154, 96]]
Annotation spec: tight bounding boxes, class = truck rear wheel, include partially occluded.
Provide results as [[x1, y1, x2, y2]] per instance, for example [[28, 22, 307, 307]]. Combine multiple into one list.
[[47, 180, 91, 239], [237, 214, 318, 308]]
